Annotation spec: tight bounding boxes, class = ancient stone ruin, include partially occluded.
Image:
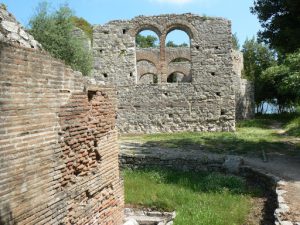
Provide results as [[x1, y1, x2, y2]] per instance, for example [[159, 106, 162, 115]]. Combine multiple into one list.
[[92, 14, 254, 134], [0, 6, 123, 225], [0, 4, 255, 224]]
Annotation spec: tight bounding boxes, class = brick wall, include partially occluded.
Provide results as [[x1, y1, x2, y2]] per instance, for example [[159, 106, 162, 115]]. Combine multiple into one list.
[[0, 42, 124, 225]]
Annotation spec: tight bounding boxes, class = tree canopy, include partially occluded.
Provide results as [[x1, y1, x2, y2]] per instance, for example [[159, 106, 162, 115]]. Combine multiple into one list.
[[71, 16, 93, 40], [232, 33, 240, 50], [136, 34, 189, 48], [166, 41, 188, 47], [251, 0, 300, 54], [29, 2, 92, 75], [242, 37, 277, 111], [136, 34, 158, 48], [263, 49, 300, 106]]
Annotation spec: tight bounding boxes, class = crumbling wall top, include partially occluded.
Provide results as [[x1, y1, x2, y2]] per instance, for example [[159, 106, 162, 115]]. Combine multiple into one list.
[[0, 4, 42, 50]]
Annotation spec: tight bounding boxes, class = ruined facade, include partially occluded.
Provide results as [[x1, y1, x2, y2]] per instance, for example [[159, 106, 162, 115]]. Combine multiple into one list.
[[0, 6, 123, 225], [93, 14, 254, 133], [232, 51, 255, 120]]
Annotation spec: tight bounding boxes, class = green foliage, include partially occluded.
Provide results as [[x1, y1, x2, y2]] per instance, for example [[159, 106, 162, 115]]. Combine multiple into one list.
[[124, 169, 257, 225], [71, 16, 93, 40], [0, 3, 7, 10], [232, 33, 240, 50], [251, 0, 300, 54], [242, 37, 276, 108], [136, 34, 158, 48], [166, 41, 189, 47], [285, 116, 300, 137], [29, 2, 92, 75], [263, 49, 300, 103]]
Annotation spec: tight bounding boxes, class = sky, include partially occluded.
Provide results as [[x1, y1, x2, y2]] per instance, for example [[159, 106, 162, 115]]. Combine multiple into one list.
[[1, 0, 261, 47]]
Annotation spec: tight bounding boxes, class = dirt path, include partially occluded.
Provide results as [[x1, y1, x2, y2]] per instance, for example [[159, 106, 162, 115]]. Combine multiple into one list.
[[244, 154, 300, 223]]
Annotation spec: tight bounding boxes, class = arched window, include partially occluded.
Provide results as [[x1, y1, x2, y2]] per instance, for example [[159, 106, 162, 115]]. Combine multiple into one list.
[[136, 30, 160, 48], [165, 29, 190, 48], [167, 72, 188, 83], [140, 73, 158, 84], [165, 29, 191, 83]]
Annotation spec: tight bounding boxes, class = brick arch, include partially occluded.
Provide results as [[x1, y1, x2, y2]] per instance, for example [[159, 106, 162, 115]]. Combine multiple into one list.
[[167, 64, 191, 77], [169, 57, 191, 63], [139, 73, 159, 84], [167, 50, 191, 64], [164, 22, 196, 40], [140, 72, 159, 78], [136, 50, 160, 69], [167, 71, 191, 83], [132, 24, 162, 39], [137, 60, 158, 78]]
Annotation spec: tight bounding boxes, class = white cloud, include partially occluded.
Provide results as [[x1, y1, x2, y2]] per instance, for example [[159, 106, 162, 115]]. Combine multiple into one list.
[[150, 0, 193, 4]]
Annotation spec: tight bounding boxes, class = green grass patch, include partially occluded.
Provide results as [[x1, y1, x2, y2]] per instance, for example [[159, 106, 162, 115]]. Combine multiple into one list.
[[285, 117, 300, 137], [121, 115, 300, 156], [124, 169, 260, 225]]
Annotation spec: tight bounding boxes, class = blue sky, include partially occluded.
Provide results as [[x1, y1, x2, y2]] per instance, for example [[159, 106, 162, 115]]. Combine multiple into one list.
[[1, 0, 261, 47]]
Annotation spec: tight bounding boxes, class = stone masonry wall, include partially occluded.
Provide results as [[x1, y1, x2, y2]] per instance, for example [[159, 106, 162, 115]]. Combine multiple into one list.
[[93, 14, 233, 86], [232, 50, 255, 120], [117, 83, 235, 133], [0, 42, 124, 225], [93, 14, 237, 133]]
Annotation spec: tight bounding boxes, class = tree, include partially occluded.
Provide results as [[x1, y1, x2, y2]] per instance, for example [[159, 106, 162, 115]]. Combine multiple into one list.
[[29, 2, 92, 75], [242, 37, 276, 112], [166, 41, 189, 47], [136, 34, 158, 48], [263, 49, 300, 108], [251, 0, 300, 54], [232, 33, 240, 50], [71, 16, 93, 40], [166, 41, 176, 47]]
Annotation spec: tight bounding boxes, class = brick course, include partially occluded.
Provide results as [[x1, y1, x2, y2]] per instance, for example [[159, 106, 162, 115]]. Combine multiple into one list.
[[0, 42, 124, 225]]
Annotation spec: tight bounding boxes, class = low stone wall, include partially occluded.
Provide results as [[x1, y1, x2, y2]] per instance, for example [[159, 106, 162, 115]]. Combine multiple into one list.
[[0, 42, 124, 225], [117, 83, 235, 134]]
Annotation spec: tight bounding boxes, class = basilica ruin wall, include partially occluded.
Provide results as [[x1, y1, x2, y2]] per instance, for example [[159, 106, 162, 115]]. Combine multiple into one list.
[[93, 14, 243, 133]]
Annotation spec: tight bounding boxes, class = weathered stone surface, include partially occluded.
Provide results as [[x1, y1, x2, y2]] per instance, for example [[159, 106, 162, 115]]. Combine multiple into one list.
[[124, 208, 175, 225], [123, 218, 140, 225], [92, 14, 253, 134], [0, 5, 42, 49], [72, 27, 92, 50], [232, 50, 255, 120]]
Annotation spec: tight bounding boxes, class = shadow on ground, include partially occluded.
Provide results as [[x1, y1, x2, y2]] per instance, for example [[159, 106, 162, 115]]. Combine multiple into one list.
[[143, 135, 299, 156]]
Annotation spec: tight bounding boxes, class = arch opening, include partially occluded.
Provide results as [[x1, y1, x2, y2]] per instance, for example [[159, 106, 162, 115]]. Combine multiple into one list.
[[165, 29, 191, 83], [165, 29, 190, 47], [136, 30, 160, 49], [167, 72, 190, 83], [140, 73, 159, 84], [170, 57, 190, 63]]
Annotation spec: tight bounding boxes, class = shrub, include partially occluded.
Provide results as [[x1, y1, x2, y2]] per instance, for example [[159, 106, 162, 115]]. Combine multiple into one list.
[[71, 16, 93, 40], [29, 2, 92, 75]]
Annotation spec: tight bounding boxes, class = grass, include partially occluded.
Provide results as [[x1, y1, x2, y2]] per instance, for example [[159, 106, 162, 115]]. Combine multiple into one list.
[[121, 114, 300, 156], [285, 117, 300, 137], [124, 168, 261, 225]]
